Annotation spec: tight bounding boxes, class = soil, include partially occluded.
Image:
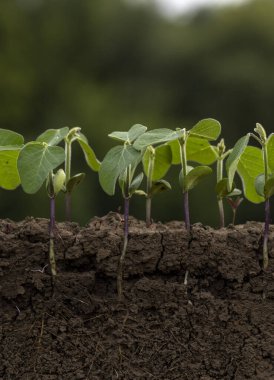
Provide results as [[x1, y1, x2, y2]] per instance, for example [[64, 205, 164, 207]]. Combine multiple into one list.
[[0, 213, 274, 380]]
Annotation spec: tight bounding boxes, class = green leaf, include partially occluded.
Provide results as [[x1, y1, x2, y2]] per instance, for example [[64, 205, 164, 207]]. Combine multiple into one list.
[[0, 149, 21, 190], [53, 169, 66, 195], [0, 129, 24, 146], [179, 166, 193, 189], [18, 142, 65, 194], [149, 179, 171, 196], [226, 134, 250, 191], [66, 173, 85, 193], [99, 145, 141, 195], [228, 188, 242, 197], [265, 177, 274, 199], [76, 135, 101, 172], [183, 166, 212, 192], [267, 133, 274, 172], [216, 178, 231, 199], [237, 146, 264, 204], [36, 127, 69, 146], [129, 172, 144, 195], [142, 144, 172, 181], [133, 128, 178, 150], [109, 124, 147, 144], [254, 174, 265, 197], [189, 119, 221, 141]]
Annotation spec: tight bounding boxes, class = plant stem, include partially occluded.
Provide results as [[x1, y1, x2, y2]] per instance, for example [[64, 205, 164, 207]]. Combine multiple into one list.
[[263, 198, 270, 270], [146, 148, 155, 227], [179, 136, 190, 230], [232, 209, 236, 226], [49, 196, 57, 277], [117, 196, 129, 301], [65, 140, 72, 221], [262, 144, 269, 270], [217, 158, 225, 228]]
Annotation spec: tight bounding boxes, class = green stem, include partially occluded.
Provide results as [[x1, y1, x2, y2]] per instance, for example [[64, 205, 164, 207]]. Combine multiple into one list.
[[65, 140, 72, 221], [179, 137, 190, 230], [146, 148, 155, 227], [217, 158, 225, 228]]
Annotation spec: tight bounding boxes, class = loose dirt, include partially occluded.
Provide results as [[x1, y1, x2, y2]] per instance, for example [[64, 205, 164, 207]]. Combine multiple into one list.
[[0, 213, 273, 379]]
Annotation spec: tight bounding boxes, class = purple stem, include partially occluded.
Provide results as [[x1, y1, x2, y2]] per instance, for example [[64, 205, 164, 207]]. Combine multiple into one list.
[[49, 196, 57, 277], [263, 198, 270, 270], [183, 191, 190, 231], [117, 197, 130, 300]]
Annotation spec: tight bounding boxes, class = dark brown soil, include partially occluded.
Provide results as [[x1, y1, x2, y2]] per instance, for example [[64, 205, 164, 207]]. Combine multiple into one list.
[[0, 213, 274, 379]]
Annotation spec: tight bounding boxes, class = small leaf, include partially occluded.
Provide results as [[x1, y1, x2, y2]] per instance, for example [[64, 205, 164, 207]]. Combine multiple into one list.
[[134, 190, 147, 196], [255, 173, 265, 197], [109, 124, 147, 144], [216, 178, 231, 199], [133, 129, 178, 150], [183, 166, 212, 192], [226, 134, 250, 191], [99, 145, 141, 195], [178, 165, 194, 190], [129, 172, 144, 195], [149, 180, 171, 196], [66, 173, 85, 193], [237, 146, 264, 204], [267, 133, 274, 172], [18, 142, 65, 194], [53, 169, 66, 195], [36, 127, 69, 146], [142, 144, 172, 181], [0, 149, 21, 190], [0, 129, 24, 146], [265, 176, 274, 199], [227, 188, 242, 197], [76, 135, 101, 172], [189, 119, 221, 141]]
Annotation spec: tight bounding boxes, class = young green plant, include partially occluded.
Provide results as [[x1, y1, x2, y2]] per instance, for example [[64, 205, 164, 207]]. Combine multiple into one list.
[[18, 128, 67, 277], [99, 124, 147, 300], [38, 127, 101, 220], [134, 119, 221, 230], [142, 144, 172, 227], [239, 123, 274, 269]]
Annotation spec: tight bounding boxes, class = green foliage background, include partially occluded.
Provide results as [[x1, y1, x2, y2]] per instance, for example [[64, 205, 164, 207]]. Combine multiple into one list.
[[0, 0, 273, 226]]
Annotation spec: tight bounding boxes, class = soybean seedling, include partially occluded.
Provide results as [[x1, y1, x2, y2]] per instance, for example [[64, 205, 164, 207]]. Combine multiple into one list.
[[38, 127, 100, 220], [238, 123, 274, 270], [142, 144, 172, 227], [18, 128, 67, 277], [134, 119, 221, 230], [214, 135, 249, 227], [99, 124, 147, 300], [0, 129, 24, 193]]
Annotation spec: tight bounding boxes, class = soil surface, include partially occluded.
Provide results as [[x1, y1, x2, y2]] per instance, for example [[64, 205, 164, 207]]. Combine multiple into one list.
[[0, 213, 274, 379]]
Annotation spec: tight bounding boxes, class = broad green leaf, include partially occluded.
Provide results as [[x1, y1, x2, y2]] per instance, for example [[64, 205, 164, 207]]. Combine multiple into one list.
[[142, 145, 172, 181], [0, 129, 24, 146], [99, 145, 141, 195], [109, 124, 147, 144], [168, 137, 218, 165], [133, 129, 178, 150], [183, 166, 212, 192], [254, 173, 265, 197], [0, 149, 21, 190], [66, 173, 85, 193], [189, 119, 221, 141], [149, 179, 171, 196], [129, 172, 144, 195], [226, 134, 250, 191], [267, 133, 274, 172], [76, 135, 101, 172], [237, 146, 264, 204], [265, 176, 274, 199], [18, 142, 65, 194], [36, 127, 69, 146]]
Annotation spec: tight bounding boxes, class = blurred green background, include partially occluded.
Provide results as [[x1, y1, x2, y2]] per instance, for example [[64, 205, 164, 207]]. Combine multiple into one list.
[[0, 0, 273, 226]]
